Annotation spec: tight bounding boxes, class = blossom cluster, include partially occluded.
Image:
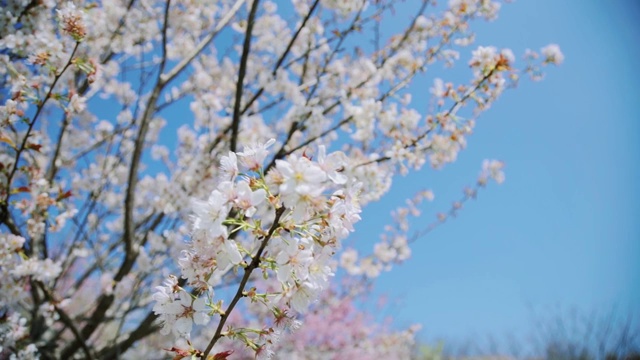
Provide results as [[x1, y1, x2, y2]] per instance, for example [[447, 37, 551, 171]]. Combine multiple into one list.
[[341, 190, 433, 278], [0, 233, 65, 359], [154, 139, 362, 355]]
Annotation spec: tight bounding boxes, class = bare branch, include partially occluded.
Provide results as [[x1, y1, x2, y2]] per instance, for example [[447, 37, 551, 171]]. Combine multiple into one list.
[[230, 0, 261, 152], [202, 206, 285, 358]]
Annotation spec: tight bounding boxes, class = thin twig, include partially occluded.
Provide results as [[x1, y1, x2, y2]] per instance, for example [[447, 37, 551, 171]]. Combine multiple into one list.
[[202, 206, 285, 359], [230, 0, 261, 152], [36, 281, 96, 360]]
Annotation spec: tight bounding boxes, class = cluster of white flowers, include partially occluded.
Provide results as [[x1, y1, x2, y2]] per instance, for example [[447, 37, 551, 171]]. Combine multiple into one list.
[[0, 235, 27, 309], [0, 233, 62, 359], [0, 313, 28, 353], [478, 159, 505, 185], [0, 234, 62, 303], [321, 0, 368, 16], [449, 0, 502, 21], [524, 44, 566, 80], [11, 258, 62, 282], [152, 276, 210, 338], [0, 99, 26, 125], [469, 45, 515, 76], [541, 43, 565, 65], [56, 1, 87, 41], [341, 190, 433, 278], [154, 139, 362, 346]]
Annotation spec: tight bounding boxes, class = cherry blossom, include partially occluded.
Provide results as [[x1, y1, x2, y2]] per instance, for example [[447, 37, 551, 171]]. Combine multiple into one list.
[[541, 43, 565, 65], [0, 0, 561, 358]]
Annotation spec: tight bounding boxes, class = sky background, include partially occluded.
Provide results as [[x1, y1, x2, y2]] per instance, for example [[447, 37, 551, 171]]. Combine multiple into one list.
[[351, 0, 640, 350]]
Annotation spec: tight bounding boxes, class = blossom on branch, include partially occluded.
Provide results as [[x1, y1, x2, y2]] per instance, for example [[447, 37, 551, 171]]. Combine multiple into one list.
[[0, 0, 561, 358]]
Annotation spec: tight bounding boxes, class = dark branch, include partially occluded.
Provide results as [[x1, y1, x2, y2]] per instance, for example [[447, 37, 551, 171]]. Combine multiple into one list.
[[230, 0, 260, 152]]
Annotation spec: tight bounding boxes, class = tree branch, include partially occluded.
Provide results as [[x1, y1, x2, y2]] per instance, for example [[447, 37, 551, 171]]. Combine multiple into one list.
[[240, 0, 320, 115], [202, 206, 285, 359], [36, 281, 96, 360], [230, 0, 261, 152]]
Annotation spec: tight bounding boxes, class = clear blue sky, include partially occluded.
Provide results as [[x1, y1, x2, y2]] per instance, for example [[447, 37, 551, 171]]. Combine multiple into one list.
[[352, 0, 640, 348]]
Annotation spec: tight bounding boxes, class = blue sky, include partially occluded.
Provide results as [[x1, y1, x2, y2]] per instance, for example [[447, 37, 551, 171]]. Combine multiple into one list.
[[353, 0, 640, 348]]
